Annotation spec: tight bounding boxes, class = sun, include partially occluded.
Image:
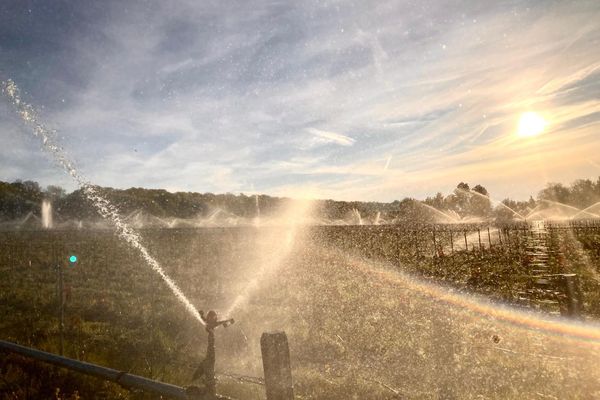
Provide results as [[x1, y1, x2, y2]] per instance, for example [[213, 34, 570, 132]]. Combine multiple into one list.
[[517, 112, 546, 137]]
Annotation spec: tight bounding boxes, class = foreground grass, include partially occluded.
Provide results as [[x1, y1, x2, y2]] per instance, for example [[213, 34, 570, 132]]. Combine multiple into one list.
[[1, 227, 600, 399]]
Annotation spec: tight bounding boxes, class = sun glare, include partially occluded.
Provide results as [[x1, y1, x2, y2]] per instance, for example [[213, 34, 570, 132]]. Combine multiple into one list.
[[517, 112, 546, 137]]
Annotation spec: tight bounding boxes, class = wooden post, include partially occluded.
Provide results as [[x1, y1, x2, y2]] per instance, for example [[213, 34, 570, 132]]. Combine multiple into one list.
[[261, 332, 293, 400], [463, 231, 468, 252], [561, 274, 583, 318], [477, 228, 482, 251], [487, 227, 492, 248]]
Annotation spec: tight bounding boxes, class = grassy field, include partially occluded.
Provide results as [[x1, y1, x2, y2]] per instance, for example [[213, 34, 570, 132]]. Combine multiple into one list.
[[1, 225, 600, 399]]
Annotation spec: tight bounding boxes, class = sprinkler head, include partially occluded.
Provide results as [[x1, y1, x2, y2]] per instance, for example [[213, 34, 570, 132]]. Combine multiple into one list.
[[222, 318, 235, 328], [200, 310, 235, 331], [206, 310, 218, 324]]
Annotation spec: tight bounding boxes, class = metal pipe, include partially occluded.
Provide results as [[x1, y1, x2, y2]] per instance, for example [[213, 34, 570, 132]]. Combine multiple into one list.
[[0, 340, 192, 399]]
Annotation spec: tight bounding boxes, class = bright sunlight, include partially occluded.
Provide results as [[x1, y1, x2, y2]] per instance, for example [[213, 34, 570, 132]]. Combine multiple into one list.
[[517, 111, 546, 137]]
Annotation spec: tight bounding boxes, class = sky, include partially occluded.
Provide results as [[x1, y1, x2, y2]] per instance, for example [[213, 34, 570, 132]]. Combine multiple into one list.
[[1, 0, 599, 202]]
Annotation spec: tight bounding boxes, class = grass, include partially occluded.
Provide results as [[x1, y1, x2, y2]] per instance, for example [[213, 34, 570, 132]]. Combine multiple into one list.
[[1, 225, 600, 399]]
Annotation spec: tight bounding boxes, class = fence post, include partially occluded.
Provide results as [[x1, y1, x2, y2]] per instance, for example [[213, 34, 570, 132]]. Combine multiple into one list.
[[561, 274, 583, 318], [57, 263, 64, 356], [261, 331, 293, 400]]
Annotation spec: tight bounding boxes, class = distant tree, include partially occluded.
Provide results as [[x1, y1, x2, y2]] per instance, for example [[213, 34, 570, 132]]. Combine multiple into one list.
[[21, 180, 42, 194], [0, 180, 43, 219], [472, 184, 488, 196], [469, 184, 491, 217], [536, 178, 600, 209], [494, 198, 519, 222], [569, 179, 598, 209], [45, 185, 66, 201], [538, 183, 571, 204], [452, 182, 471, 216], [391, 198, 435, 223], [424, 192, 445, 210], [443, 193, 457, 212], [456, 182, 470, 192]]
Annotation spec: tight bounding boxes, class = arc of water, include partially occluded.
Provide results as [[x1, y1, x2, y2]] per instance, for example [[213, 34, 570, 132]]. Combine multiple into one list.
[[352, 208, 363, 225], [539, 199, 583, 213], [539, 199, 600, 219], [456, 188, 526, 221], [19, 211, 40, 226], [524, 203, 544, 219], [415, 201, 459, 223], [374, 211, 381, 225], [571, 201, 600, 219], [525, 211, 546, 220], [2, 79, 205, 326]]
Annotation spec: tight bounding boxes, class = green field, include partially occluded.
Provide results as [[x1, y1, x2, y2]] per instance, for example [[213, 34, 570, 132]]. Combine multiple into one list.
[[1, 225, 600, 399]]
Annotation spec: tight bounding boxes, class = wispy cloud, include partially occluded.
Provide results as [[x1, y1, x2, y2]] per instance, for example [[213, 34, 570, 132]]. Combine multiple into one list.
[[1, 0, 599, 201], [307, 128, 355, 147]]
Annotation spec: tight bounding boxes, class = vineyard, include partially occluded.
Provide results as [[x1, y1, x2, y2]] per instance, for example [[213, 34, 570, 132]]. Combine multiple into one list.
[[2, 223, 600, 398], [314, 220, 600, 318]]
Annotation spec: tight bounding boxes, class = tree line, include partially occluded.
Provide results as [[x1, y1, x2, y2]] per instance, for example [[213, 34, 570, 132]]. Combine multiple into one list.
[[1, 176, 599, 224], [423, 177, 600, 221]]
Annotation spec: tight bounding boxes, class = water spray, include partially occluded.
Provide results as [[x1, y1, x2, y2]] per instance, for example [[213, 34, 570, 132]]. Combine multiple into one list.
[[1, 79, 206, 326]]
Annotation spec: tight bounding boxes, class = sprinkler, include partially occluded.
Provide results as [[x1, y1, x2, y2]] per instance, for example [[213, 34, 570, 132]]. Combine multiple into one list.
[[200, 310, 235, 331], [188, 310, 235, 397]]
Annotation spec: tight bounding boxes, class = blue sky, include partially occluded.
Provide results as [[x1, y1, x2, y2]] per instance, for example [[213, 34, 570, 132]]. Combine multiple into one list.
[[1, 0, 599, 201]]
